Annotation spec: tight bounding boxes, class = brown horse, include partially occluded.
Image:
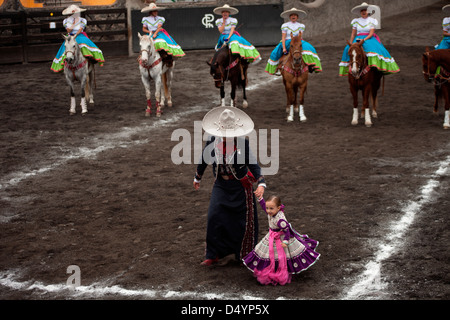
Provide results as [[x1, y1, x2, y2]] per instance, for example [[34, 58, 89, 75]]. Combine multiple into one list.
[[279, 34, 309, 122], [422, 47, 450, 129], [207, 46, 248, 108], [347, 40, 383, 127]]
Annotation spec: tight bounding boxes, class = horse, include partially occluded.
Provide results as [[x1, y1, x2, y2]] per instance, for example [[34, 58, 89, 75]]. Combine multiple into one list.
[[207, 45, 248, 108], [138, 32, 174, 117], [422, 47, 450, 129], [279, 34, 309, 122], [346, 40, 384, 127], [63, 34, 95, 115]]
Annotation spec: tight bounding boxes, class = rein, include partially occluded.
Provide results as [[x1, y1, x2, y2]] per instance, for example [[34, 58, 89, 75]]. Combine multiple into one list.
[[423, 53, 450, 87]]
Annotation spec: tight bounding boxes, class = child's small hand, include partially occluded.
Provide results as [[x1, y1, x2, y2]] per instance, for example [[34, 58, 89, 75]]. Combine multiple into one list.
[[281, 243, 287, 248]]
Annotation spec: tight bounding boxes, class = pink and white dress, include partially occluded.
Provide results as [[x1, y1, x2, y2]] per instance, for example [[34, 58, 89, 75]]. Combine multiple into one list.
[[243, 198, 320, 285]]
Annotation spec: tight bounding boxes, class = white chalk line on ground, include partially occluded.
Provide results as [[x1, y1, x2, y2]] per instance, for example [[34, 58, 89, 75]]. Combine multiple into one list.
[[0, 269, 277, 300], [342, 153, 450, 300]]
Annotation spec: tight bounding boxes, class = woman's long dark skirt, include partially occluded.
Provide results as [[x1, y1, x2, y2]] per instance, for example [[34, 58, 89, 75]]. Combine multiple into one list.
[[205, 177, 259, 260]]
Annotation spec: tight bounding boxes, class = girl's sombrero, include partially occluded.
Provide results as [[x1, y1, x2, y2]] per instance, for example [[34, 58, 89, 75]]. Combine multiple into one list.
[[351, 2, 371, 15]]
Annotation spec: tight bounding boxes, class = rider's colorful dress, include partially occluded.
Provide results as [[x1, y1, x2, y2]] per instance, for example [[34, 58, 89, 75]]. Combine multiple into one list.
[[215, 17, 261, 64], [339, 17, 399, 76], [142, 15, 185, 58], [51, 16, 105, 73], [265, 21, 322, 75]]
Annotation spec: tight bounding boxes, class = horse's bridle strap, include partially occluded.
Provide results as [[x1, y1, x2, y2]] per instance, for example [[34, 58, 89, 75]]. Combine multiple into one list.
[[64, 59, 87, 71], [139, 57, 162, 70]]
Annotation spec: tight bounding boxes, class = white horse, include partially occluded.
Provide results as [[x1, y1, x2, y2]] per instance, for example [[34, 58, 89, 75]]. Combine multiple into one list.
[[138, 32, 174, 117], [63, 34, 94, 115]]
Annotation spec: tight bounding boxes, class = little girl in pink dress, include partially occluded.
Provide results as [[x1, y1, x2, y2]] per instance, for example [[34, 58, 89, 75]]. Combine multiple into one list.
[[243, 195, 320, 285]]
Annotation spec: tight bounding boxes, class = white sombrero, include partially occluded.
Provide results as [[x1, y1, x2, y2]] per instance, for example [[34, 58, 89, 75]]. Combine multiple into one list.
[[280, 8, 307, 20], [351, 2, 371, 15], [202, 107, 254, 138], [213, 4, 239, 15], [141, 3, 165, 13], [62, 5, 86, 15], [443, 4, 450, 14]]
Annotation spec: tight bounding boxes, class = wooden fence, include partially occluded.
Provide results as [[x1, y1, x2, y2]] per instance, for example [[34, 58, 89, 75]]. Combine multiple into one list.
[[0, 8, 128, 64]]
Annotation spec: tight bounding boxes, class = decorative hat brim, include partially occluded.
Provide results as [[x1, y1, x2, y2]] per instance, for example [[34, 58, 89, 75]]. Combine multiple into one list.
[[202, 107, 254, 138]]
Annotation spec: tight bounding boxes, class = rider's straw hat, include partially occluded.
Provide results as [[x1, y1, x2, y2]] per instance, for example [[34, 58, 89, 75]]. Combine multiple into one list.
[[202, 107, 254, 138], [141, 3, 165, 13], [62, 5, 86, 15], [213, 4, 239, 15], [351, 2, 371, 15], [443, 5, 450, 14], [280, 8, 307, 20]]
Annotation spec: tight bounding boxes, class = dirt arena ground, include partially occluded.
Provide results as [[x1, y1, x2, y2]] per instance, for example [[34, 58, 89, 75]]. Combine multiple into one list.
[[0, 1, 449, 305]]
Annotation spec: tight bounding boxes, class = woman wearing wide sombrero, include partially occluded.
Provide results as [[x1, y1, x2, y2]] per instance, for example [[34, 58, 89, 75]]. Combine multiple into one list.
[[265, 7, 322, 75], [141, 3, 185, 67], [213, 4, 261, 64], [51, 5, 105, 73], [435, 5, 450, 49], [194, 107, 266, 266], [339, 2, 399, 76]]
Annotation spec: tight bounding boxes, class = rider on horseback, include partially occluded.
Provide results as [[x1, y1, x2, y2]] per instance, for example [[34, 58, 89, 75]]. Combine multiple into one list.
[[141, 3, 185, 68]]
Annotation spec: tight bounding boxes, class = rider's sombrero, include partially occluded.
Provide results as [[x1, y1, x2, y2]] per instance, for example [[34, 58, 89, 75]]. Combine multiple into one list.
[[141, 3, 165, 13], [213, 4, 239, 15], [62, 5, 86, 15], [202, 107, 254, 138], [280, 8, 307, 20], [351, 2, 371, 15], [443, 5, 450, 14]]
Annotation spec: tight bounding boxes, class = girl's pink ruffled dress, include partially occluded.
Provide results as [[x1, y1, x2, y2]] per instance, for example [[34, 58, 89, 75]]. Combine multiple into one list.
[[243, 198, 320, 285]]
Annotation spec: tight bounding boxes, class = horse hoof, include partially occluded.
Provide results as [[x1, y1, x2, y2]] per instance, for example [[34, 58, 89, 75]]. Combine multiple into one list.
[[372, 112, 378, 118], [351, 120, 358, 126], [444, 124, 450, 130], [365, 122, 372, 127], [287, 116, 294, 122], [300, 117, 307, 122], [242, 100, 248, 109]]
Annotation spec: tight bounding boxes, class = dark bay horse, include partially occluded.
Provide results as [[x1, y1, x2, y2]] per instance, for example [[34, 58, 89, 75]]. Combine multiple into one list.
[[422, 47, 450, 129], [347, 40, 383, 127], [207, 46, 248, 108], [279, 34, 309, 122]]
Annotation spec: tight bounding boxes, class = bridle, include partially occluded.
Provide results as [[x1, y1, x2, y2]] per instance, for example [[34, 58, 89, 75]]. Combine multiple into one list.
[[280, 43, 308, 77], [349, 44, 369, 80], [211, 48, 239, 86], [423, 52, 450, 86]]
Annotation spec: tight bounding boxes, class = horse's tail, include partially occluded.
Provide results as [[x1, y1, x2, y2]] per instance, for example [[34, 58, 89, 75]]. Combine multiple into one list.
[[162, 72, 169, 98]]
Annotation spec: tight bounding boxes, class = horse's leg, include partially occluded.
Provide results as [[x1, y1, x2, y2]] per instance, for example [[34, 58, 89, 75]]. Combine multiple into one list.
[[241, 76, 248, 109], [442, 83, 450, 129], [154, 73, 163, 117], [79, 73, 88, 115], [284, 77, 295, 122], [434, 83, 441, 114], [230, 81, 236, 108], [159, 73, 166, 109], [371, 72, 382, 118], [220, 84, 226, 106], [164, 66, 174, 107], [141, 70, 152, 116], [363, 85, 372, 127], [298, 77, 307, 122], [350, 81, 359, 126], [87, 64, 94, 104]]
